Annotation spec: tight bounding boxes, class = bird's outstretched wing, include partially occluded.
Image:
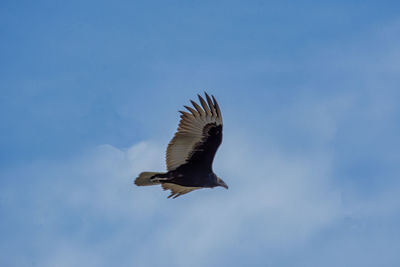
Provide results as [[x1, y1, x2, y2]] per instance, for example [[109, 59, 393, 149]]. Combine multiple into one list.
[[166, 93, 223, 171]]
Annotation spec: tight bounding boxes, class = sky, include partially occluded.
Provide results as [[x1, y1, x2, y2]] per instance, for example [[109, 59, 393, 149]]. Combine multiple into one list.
[[1, 0, 400, 266]]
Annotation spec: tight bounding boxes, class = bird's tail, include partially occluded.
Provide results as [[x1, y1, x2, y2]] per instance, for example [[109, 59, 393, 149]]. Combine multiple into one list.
[[134, 172, 165, 186]]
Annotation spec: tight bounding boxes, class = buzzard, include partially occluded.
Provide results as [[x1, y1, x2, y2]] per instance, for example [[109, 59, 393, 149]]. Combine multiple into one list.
[[134, 93, 228, 198]]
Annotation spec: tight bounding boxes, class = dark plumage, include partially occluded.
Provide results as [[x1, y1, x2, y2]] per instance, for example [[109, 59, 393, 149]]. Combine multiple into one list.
[[134, 93, 228, 198]]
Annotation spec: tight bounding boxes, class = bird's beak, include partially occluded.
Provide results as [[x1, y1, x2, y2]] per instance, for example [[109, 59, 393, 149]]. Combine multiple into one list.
[[219, 180, 229, 189]]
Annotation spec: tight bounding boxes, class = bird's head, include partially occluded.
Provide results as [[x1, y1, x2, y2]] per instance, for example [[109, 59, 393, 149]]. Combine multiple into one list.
[[216, 176, 228, 189]]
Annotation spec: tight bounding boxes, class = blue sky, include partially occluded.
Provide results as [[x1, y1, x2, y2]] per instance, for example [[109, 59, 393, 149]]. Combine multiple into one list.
[[1, 0, 400, 266]]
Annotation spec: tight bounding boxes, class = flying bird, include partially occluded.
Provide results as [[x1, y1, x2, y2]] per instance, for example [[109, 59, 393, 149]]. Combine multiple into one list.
[[134, 93, 228, 198]]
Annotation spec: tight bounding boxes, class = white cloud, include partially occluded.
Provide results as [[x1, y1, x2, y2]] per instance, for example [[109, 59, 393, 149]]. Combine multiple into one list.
[[1, 133, 346, 267]]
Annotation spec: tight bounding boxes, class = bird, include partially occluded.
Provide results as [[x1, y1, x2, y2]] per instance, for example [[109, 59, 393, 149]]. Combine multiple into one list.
[[134, 92, 228, 198]]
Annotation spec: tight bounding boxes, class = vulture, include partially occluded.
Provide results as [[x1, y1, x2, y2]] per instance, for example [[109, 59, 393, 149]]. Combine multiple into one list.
[[134, 93, 228, 198]]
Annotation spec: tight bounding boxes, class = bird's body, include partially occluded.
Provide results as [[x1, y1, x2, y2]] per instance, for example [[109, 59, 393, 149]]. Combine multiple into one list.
[[154, 160, 219, 188], [134, 93, 228, 198]]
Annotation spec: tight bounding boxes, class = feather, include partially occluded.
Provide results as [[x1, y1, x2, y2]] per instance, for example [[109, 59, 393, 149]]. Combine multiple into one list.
[[190, 100, 205, 116], [205, 92, 217, 116], [184, 105, 198, 117], [198, 94, 212, 117], [212, 95, 222, 121], [162, 183, 200, 198]]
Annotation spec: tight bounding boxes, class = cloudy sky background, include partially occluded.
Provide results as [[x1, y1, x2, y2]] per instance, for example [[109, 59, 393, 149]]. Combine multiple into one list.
[[1, 1, 400, 266]]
